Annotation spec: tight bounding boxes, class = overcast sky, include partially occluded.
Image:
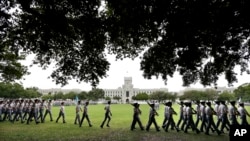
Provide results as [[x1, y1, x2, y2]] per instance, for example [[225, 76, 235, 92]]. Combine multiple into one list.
[[19, 54, 250, 92]]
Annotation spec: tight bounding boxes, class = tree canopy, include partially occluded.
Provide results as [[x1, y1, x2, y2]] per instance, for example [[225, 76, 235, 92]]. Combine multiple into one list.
[[1, 0, 250, 88]]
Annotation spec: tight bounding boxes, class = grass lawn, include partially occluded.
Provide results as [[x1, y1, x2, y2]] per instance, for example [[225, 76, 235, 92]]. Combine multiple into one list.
[[1, 103, 249, 141]]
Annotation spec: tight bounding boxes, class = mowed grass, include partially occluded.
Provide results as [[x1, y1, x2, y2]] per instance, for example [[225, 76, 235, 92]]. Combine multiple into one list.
[[0, 103, 249, 141]]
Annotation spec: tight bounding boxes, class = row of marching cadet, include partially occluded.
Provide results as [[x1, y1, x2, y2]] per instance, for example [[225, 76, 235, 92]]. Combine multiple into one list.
[[130, 100, 250, 135]]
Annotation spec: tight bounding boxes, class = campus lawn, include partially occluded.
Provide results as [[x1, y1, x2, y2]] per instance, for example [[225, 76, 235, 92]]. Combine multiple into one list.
[[1, 103, 249, 141]]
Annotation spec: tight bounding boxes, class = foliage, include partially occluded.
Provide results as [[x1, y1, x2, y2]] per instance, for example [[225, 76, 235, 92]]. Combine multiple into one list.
[[113, 95, 121, 101], [87, 88, 105, 101], [217, 91, 236, 101], [105, 96, 111, 101], [179, 90, 217, 101], [0, 82, 41, 98], [132, 93, 148, 101], [234, 83, 250, 102], [149, 91, 176, 102], [1, 1, 250, 87]]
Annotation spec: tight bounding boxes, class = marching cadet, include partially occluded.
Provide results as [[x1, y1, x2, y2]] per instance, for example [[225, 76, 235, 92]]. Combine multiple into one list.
[[0, 100, 3, 121], [205, 101, 221, 135], [237, 102, 250, 126], [100, 101, 112, 128], [80, 101, 92, 127], [145, 101, 160, 132], [56, 102, 66, 123], [43, 99, 53, 122], [12, 99, 24, 123], [176, 101, 184, 129], [163, 101, 180, 132], [184, 100, 200, 134], [27, 99, 40, 124], [214, 100, 221, 127], [218, 100, 230, 133], [130, 102, 144, 131], [38, 100, 45, 123], [180, 101, 188, 131], [23, 100, 31, 121], [194, 100, 201, 128], [4, 100, 13, 122], [162, 101, 170, 128], [199, 100, 207, 132], [74, 100, 82, 125], [228, 100, 239, 126]]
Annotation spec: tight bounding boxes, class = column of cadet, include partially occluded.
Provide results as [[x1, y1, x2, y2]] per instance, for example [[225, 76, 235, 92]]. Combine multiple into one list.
[[131, 100, 250, 135], [0, 98, 250, 136]]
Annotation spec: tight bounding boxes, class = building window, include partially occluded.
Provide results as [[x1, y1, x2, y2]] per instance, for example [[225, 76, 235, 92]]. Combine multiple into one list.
[[126, 91, 129, 97]]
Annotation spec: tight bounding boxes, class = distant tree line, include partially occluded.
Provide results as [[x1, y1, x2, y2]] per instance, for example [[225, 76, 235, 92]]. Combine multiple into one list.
[[0, 82, 42, 98], [1, 82, 250, 102], [41, 88, 105, 101]]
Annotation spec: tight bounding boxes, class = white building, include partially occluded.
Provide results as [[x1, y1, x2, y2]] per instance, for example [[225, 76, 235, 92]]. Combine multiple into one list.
[[38, 88, 82, 95], [178, 86, 236, 95], [103, 77, 168, 103]]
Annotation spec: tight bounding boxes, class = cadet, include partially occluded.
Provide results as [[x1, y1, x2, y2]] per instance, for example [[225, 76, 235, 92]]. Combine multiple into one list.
[[237, 102, 250, 126], [199, 100, 207, 132], [12, 99, 24, 123], [27, 99, 39, 124], [163, 101, 180, 132], [56, 102, 66, 123], [184, 100, 200, 134], [194, 100, 201, 128], [162, 101, 170, 128], [214, 100, 221, 127], [0, 100, 3, 121], [218, 100, 230, 133], [80, 101, 92, 127], [43, 99, 53, 122], [205, 101, 221, 135], [145, 101, 160, 132], [180, 101, 188, 131], [228, 100, 239, 126], [176, 101, 184, 129], [130, 102, 144, 131], [74, 100, 82, 125], [38, 100, 45, 123], [100, 101, 112, 128]]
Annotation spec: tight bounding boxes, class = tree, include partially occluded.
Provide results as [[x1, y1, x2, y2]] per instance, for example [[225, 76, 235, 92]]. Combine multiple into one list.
[[113, 95, 121, 101], [0, 1, 29, 82], [149, 91, 169, 103], [132, 93, 149, 101], [234, 83, 250, 102], [2, 1, 250, 88], [87, 88, 105, 101], [217, 91, 236, 101], [105, 96, 111, 101]]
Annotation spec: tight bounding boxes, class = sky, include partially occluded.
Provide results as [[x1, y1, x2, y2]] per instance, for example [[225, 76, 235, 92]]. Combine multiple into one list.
[[19, 53, 250, 92]]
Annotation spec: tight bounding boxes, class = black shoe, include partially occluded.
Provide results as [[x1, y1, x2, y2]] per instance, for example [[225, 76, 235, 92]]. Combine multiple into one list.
[[205, 132, 210, 135], [89, 124, 92, 127], [196, 130, 200, 134], [106, 125, 110, 127], [100, 125, 103, 128]]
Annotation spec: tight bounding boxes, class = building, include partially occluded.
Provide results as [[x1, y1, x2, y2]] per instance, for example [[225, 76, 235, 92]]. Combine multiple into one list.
[[178, 86, 236, 95], [103, 77, 168, 103], [38, 88, 82, 95]]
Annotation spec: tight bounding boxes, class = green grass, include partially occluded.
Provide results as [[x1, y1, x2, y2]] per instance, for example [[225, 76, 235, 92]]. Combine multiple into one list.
[[1, 104, 249, 141]]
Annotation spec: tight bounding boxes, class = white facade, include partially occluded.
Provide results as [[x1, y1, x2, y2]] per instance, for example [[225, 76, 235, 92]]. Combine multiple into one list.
[[178, 86, 236, 95], [38, 88, 82, 95], [103, 77, 168, 103]]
